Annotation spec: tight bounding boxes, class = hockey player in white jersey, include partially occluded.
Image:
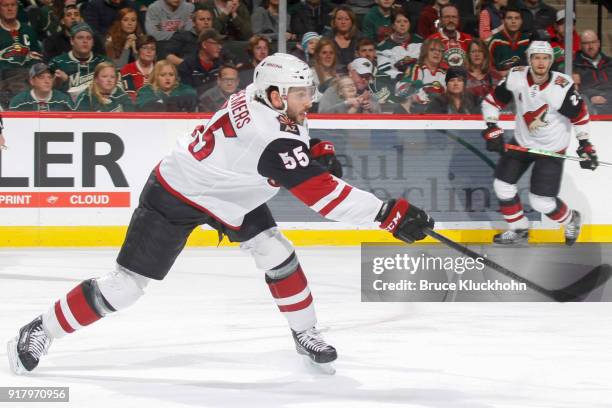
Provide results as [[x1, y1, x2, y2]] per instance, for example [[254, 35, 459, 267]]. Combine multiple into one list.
[[8, 53, 434, 375], [481, 41, 598, 245]]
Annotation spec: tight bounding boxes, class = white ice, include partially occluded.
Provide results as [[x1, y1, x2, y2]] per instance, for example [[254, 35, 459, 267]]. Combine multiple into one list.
[[1, 247, 611, 408]]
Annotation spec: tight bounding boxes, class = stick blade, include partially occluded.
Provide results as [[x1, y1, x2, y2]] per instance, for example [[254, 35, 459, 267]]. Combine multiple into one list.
[[550, 264, 612, 302]]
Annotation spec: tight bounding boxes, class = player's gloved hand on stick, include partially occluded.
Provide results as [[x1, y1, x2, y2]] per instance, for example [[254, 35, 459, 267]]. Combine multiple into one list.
[[310, 138, 343, 178], [376, 198, 434, 244], [481, 122, 505, 153], [577, 140, 598, 170]]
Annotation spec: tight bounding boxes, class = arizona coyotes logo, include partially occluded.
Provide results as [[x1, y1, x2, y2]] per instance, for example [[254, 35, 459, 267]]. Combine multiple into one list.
[[277, 114, 299, 135], [523, 104, 549, 132], [554, 76, 569, 88]]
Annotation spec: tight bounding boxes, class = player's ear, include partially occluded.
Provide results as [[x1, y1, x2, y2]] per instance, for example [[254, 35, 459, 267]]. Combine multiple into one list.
[[268, 89, 284, 109]]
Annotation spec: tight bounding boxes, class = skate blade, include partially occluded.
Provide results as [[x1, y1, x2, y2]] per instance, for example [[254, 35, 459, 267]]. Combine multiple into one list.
[[301, 355, 336, 375], [492, 241, 529, 247], [7, 337, 26, 376]]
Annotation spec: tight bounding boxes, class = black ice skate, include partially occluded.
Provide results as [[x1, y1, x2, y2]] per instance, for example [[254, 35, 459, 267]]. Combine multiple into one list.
[[292, 327, 337, 374], [564, 210, 582, 246], [493, 229, 529, 245], [7, 315, 52, 375]]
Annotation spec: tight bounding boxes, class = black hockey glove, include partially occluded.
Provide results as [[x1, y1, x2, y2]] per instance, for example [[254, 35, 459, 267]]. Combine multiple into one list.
[[577, 140, 598, 170], [310, 138, 343, 178], [376, 198, 434, 244], [481, 123, 505, 153]]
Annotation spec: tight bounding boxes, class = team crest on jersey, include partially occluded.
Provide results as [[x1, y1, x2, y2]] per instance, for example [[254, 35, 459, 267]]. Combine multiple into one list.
[[277, 114, 299, 135], [444, 48, 466, 67], [554, 76, 569, 88], [523, 104, 549, 132]]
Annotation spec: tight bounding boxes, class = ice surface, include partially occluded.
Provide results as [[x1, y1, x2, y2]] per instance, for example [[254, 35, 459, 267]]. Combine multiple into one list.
[[1, 247, 611, 408]]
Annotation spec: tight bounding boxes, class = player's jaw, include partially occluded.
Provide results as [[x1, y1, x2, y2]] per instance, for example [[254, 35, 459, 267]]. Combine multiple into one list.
[[529, 55, 551, 82], [286, 87, 315, 125], [286, 101, 311, 125]]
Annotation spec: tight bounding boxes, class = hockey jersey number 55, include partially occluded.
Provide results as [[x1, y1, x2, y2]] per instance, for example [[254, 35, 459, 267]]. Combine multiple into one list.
[[158, 85, 383, 229]]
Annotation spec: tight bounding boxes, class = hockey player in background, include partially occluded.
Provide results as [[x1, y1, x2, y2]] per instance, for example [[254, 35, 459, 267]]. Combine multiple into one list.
[[481, 41, 598, 245], [8, 53, 434, 375]]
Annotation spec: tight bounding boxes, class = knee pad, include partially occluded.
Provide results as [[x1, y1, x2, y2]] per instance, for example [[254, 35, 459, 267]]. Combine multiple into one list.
[[240, 227, 297, 278], [95, 264, 151, 311], [529, 193, 556, 214], [493, 179, 518, 201]]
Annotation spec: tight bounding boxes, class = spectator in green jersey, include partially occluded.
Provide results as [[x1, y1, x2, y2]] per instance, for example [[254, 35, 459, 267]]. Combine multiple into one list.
[[0, 0, 43, 108], [73, 61, 134, 111], [49, 22, 110, 100], [137, 59, 197, 111], [9, 62, 73, 111]]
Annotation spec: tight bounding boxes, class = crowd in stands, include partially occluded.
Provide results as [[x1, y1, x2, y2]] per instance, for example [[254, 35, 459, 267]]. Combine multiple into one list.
[[0, 0, 610, 114]]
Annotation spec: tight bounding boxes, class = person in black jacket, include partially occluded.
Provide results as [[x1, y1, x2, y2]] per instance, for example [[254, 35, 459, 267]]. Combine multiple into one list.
[[289, 0, 333, 40], [511, 0, 556, 39], [83, 0, 138, 37], [573, 29, 612, 114], [42, 5, 105, 61], [177, 29, 224, 96], [426, 66, 479, 114], [163, 8, 214, 64]]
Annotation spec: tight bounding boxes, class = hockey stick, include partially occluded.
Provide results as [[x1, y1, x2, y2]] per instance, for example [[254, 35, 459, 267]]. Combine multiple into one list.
[[423, 228, 612, 302], [505, 144, 612, 168]]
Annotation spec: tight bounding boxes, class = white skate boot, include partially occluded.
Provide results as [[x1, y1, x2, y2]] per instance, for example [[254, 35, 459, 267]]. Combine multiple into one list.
[[493, 229, 529, 245], [564, 210, 582, 246]]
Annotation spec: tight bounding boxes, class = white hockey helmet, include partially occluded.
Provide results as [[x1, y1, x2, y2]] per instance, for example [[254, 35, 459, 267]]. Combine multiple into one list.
[[253, 53, 316, 112], [526, 41, 554, 62]]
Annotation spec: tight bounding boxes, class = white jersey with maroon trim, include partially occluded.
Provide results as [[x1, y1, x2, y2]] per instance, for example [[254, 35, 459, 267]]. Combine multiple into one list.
[[158, 84, 383, 228], [482, 67, 590, 152]]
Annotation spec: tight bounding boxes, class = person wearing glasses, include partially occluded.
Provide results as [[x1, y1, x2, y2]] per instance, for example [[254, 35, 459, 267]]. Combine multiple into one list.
[[394, 37, 447, 113], [198, 64, 240, 111], [177, 29, 224, 96], [426, 4, 472, 69]]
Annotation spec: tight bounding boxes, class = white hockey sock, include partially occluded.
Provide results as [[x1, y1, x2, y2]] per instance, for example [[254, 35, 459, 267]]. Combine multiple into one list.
[[499, 195, 529, 230], [266, 265, 317, 332], [546, 198, 572, 225], [42, 281, 103, 340]]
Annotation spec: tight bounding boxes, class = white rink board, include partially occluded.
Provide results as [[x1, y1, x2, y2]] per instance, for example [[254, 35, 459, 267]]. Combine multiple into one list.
[[0, 117, 610, 227]]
